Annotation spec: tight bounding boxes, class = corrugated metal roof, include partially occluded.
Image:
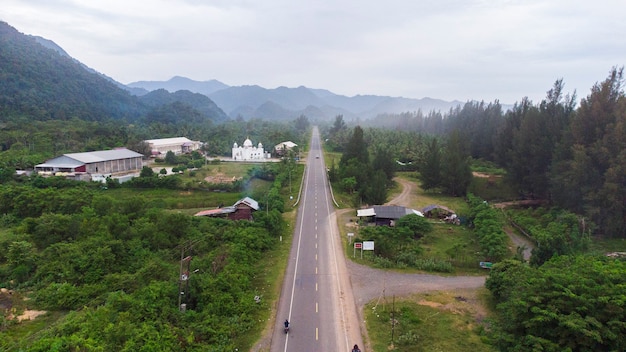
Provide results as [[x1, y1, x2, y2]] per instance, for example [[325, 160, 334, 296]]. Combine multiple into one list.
[[274, 141, 298, 150], [145, 137, 192, 146], [235, 197, 259, 210], [36, 162, 83, 168], [421, 204, 455, 214], [357, 208, 376, 217], [35, 155, 83, 169], [63, 148, 143, 163], [194, 207, 235, 216], [357, 206, 424, 218], [373, 205, 413, 219], [412, 209, 425, 217]]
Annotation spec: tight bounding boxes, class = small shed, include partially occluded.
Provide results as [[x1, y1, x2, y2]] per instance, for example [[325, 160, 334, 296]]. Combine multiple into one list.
[[357, 205, 424, 226], [194, 197, 259, 221], [274, 141, 298, 156], [421, 204, 455, 219], [230, 197, 259, 221]]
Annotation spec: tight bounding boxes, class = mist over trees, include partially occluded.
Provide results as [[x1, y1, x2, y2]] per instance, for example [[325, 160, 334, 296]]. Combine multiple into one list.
[[343, 67, 626, 238]]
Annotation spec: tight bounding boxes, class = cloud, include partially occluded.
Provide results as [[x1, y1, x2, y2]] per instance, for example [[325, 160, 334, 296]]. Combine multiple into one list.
[[1, 0, 625, 103]]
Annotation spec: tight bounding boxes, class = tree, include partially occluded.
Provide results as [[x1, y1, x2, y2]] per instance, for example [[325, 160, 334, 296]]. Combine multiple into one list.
[[164, 150, 177, 164], [529, 211, 590, 266], [506, 79, 575, 198], [488, 255, 626, 351], [440, 131, 472, 196], [330, 114, 346, 136], [340, 126, 369, 166], [550, 67, 626, 237], [294, 114, 309, 132], [395, 214, 432, 238], [139, 166, 155, 178], [371, 146, 395, 184], [341, 176, 357, 194], [419, 138, 441, 190], [360, 170, 387, 205]]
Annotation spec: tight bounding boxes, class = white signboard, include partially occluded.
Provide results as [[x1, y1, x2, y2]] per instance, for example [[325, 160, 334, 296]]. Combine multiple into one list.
[[363, 241, 375, 251]]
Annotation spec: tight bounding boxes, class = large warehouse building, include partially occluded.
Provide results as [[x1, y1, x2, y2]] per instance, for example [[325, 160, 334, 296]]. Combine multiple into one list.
[[144, 137, 203, 157], [35, 148, 144, 177]]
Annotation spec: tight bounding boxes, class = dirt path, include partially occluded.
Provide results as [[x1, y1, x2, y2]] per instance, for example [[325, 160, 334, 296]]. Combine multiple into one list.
[[385, 177, 417, 207], [503, 224, 535, 261]]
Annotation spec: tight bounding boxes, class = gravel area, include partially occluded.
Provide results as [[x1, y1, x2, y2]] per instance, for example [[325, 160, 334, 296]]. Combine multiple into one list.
[[347, 260, 486, 308]]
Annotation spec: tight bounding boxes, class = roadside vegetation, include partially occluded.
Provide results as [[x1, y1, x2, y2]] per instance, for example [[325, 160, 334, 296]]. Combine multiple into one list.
[[0, 123, 307, 350], [323, 68, 626, 351], [365, 289, 496, 352]]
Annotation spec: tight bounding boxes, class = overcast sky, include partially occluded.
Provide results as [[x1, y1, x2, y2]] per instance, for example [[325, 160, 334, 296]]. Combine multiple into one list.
[[2, 0, 625, 104]]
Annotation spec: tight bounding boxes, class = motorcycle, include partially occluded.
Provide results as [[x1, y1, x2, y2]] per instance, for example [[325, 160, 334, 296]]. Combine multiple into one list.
[[284, 325, 289, 334]]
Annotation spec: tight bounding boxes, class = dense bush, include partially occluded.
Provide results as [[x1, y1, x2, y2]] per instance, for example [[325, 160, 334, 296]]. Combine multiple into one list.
[[0, 177, 288, 351], [466, 193, 509, 261], [486, 255, 626, 351]]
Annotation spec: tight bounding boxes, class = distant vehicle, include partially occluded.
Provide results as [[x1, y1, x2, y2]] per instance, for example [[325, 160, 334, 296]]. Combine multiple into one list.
[[316, 155, 320, 159]]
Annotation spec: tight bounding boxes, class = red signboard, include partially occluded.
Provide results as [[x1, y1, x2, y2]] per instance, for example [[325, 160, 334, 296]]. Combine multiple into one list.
[[354, 242, 362, 249]]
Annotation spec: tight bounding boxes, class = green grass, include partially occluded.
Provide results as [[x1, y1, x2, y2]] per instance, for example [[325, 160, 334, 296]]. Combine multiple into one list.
[[396, 172, 470, 214], [365, 290, 496, 352], [1, 311, 67, 350], [104, 187, 241, 210], [470, 158, 507, 176], [467, 176, 518, 202], [419, 223, 485, 274], [588, 237, 626, 255]]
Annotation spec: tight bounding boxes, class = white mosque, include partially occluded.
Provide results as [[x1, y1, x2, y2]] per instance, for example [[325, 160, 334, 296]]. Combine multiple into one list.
[[232, 138, 271, 161]]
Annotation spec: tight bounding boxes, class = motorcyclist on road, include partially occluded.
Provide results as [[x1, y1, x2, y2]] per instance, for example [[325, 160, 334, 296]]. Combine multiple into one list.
[[352, 344, 361, 352], [284, 319, 289, 329]]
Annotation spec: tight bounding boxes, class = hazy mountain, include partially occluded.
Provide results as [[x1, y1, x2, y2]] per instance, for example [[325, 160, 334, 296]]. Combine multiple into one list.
[[129, 77, 464, 121], [30, 35, 70, 57], [128, 76, 229, 96]]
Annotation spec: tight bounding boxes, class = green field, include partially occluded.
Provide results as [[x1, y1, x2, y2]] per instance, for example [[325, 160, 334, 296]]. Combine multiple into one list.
[[365, 290, 496, 352]]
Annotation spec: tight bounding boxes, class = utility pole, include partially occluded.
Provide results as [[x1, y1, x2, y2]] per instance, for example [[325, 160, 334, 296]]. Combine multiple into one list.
[[177, 240, 199, 312]]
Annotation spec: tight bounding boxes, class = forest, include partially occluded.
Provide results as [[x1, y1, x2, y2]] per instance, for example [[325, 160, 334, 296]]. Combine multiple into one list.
[[328, 68, 626, 238]]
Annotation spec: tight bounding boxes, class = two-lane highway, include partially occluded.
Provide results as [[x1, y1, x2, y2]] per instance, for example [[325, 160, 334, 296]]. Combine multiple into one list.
[[271, 127, 362, 352]]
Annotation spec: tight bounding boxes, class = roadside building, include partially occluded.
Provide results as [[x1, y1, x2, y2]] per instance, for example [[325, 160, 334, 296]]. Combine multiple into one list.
[[145, 137, 203, 157], [357, 205, 424, 226], [35, 148, 143, 181], [232, 138, 270, 161], [194, 197, 260, 221], [274, 141, 298, 156]]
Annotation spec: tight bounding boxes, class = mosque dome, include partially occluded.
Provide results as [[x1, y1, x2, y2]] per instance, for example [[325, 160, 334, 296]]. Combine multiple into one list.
[[243, 138, 253, 147], [258, 142, 263, 148], [233, 142, 238, 148]]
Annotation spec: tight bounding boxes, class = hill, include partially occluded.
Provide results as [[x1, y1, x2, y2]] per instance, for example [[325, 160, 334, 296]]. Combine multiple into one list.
[[0, 22, 227, 125], [138, 89, 229, 123], [0, 21, 144, 121]]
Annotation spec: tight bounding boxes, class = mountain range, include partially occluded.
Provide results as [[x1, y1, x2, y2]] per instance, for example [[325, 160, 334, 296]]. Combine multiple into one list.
[[128, 77, 464, 121], [2, 20, 463, 125]]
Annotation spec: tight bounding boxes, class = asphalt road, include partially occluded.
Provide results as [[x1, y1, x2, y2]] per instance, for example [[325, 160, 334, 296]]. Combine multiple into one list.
[[271, 127, 362, 352]]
